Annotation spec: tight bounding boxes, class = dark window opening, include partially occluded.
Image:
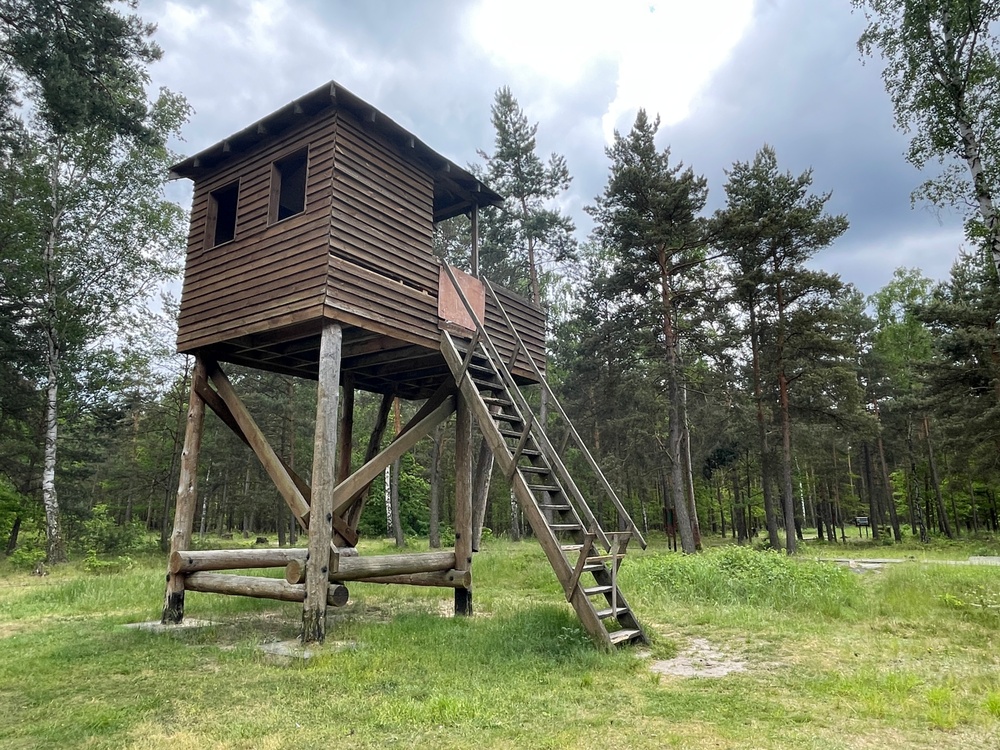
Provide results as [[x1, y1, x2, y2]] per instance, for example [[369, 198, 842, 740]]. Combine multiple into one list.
[[208, 181, 239, 247], [271, 149, 308, 222]]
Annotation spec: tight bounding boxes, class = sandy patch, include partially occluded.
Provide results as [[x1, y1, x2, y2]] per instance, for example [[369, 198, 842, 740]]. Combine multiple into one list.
[[650, 637, 747, 678]]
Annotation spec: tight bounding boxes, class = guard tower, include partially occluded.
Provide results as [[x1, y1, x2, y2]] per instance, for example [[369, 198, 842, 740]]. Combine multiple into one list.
[[161, 80, 648, 648]]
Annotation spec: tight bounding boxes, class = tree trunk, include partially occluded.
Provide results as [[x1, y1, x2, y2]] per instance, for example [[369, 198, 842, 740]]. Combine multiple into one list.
[[906, 420, 929, 543], [862, 442, 881, 541], [749, 304, 781, 550], [429, 421, 444, 548], [659, 254, 695, 554], [774, 278, 796, 555], [390, 458, 404, 547], [471, 436, 493, 550], [923, 417, 953, 539], [680, 383, 702, 551], [876, 422, 902, 542]]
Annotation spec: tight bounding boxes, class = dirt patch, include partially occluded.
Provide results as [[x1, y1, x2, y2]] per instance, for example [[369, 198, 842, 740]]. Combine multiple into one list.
[[650, 637, 747, 678]]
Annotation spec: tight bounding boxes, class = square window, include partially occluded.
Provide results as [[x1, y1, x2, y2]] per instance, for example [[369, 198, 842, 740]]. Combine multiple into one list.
[[206, 181, 239, 247], [270, 148, 308, 223]]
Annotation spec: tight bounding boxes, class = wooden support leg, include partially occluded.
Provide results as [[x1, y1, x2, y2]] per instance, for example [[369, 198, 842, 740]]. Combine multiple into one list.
[[454, 391, 473, 616], [303, 322, 342, 643], [161, 357, 208, 624]]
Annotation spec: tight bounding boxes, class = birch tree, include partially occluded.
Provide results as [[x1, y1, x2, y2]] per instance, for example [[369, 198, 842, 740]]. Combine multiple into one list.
[[4, 91, 187, 561], [854, 0, 1000, 279]]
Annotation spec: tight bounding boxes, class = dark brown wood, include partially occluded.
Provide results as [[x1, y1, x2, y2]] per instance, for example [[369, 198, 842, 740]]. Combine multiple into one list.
[[454, 391, 473, 616], [284, 551, 457, 584], [185, 572, 349, 607], [161, 357, 207, 624], [303, 321, 342, 643]]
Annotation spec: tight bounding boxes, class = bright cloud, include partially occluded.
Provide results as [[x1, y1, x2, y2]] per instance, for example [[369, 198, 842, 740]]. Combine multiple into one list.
[[468, 0, 754, 141]]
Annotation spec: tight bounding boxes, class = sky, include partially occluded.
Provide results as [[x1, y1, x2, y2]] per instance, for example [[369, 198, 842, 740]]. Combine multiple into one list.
[[143, 0, 970, 296]]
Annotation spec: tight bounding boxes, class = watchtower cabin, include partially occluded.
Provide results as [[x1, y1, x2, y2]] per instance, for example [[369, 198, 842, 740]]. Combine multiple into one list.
[[162, 80, 648, 649]]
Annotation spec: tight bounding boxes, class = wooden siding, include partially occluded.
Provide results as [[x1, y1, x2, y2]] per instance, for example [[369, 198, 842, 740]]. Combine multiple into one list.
[[176, 111, 338, 351], [487, 285, 546, 378]]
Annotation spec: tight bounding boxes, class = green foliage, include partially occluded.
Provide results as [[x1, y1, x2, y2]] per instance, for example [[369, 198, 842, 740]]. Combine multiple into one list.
[[854, 0, 1000, 275], [629, 545, 862, 617], [76, 504, 145, 555], [6, 540, 45, 570]]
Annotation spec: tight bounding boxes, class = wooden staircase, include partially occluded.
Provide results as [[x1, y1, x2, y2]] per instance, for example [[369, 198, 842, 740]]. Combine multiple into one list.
[[439, 268, 649, 649]]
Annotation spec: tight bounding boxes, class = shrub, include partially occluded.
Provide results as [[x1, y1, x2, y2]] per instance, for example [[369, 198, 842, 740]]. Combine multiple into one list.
[[629, 544, 862, 618], [76, 504, 145, 555]]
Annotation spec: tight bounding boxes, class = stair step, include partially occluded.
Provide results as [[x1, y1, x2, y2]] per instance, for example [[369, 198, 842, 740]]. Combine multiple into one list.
[[472, 377, 502, 390], [549, 523, 582, 532], [582, 585, 613, 596], [527, 484, 561, 493], [492, 412, 523, 424], [538, 503, 571, 511], [519, 465, 551, 475], [483, 396, 513, 408], [596, 606, 630, 620], [608, 628, 644, 646]]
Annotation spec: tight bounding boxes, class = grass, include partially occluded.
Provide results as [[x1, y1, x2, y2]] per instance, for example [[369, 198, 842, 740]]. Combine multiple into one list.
[[1, 536, 999, 748]]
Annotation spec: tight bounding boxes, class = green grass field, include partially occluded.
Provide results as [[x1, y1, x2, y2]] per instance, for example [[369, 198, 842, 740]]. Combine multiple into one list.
[[1, 535, 999, 749]]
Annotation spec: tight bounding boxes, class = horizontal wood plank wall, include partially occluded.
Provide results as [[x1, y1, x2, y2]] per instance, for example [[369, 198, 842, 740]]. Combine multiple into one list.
[[326, 113, 440, 345], [177, 111, 339, 352], [486, 285, 546, 379]]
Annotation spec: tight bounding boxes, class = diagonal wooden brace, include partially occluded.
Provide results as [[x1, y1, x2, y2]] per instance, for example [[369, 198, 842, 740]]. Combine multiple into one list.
[[566, 531, 598, 602], [195, 375, 358, 546], [506, 412, 534, 482], [331, 394, 456, 517], [207, 363, 311, 524]]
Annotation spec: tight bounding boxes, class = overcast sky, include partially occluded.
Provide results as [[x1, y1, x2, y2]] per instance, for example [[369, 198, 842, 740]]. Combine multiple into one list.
[[143, 0, 969, 296]]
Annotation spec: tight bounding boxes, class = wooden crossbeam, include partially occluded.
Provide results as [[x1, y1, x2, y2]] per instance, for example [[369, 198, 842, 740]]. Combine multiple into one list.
[[331, 394, 456, 516]]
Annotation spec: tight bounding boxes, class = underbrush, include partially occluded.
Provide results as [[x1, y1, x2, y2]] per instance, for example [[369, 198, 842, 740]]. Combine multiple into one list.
[[628, 544, 862, 618]]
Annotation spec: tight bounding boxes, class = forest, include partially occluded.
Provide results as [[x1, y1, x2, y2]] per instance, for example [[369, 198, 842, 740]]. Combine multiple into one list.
[[1, 0, 999, 568]]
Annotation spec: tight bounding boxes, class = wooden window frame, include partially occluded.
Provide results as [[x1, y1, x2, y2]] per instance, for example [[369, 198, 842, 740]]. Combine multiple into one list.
[[205, 180, 240, 249], [268, 146, 310, 225]]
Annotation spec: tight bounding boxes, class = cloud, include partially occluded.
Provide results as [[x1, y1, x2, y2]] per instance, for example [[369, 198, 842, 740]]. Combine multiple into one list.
[[142, 0, 966, 297], [467, 0, 754, 140]]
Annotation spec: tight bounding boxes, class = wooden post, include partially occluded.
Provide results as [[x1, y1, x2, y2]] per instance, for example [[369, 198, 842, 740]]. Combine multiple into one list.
[[470, 204, 479, 278], [454, 391, 473, 616], [161, 356, 207, 624], [303, 322, 342, 643]]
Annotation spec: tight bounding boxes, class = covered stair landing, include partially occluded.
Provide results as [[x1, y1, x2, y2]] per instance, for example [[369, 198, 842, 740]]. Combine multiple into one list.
[[440, 268, 649, 649]]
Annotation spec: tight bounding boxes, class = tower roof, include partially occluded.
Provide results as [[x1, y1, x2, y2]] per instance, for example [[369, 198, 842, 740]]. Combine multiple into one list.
[[169, 80, 502, 222]]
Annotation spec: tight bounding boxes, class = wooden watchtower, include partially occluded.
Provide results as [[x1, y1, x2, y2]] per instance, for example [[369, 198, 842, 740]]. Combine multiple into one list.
[[161, 81, 649, 648]]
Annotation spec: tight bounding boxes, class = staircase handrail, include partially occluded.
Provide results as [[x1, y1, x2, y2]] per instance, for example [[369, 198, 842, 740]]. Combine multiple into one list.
[[483, 279, 647, 550], [440, 265, 610, 552]]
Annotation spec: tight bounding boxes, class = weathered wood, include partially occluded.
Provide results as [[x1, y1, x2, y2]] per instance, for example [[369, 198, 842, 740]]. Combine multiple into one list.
[[284, 551, 457, 585], [330, 393, 456, 516], [454, 391, 473, 616], [303, 321, 342, 643], [356, 569, 470, 588], [161, 357, 208, 624], [208, 362, 311, 522], [185, 572, 349, 607], [170, 547, 306, 574]]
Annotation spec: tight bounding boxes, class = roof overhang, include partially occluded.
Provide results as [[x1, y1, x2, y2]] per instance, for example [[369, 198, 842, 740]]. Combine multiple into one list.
[[169, 80, 503, 222]]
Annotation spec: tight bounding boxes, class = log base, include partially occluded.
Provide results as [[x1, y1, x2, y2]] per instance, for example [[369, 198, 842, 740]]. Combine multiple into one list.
[[455, 587, 472, 617]]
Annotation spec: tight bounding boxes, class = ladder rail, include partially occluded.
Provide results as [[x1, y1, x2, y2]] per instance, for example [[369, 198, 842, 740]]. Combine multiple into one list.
[[483, 279, 647, 549], [440, 266, 610, 552]]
